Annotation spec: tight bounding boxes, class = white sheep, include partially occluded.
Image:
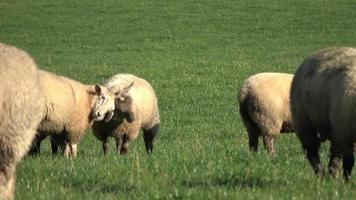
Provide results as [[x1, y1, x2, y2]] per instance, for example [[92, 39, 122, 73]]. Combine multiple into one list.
[[0, 43, 43, 200], [291, 47, 356, 180], [92, 74, 160, 155], [29, 70, 117, 158], [238, 73, 294, 154]]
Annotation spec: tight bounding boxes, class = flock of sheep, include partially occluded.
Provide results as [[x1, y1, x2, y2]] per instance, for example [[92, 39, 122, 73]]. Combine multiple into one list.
[[0, 43, 160, 200], [1, 42, 356, 199], [238, 47, 356, 181]]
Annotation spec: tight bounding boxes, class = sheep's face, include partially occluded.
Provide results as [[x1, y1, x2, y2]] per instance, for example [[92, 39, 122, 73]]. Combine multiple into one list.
[[92, 85, 116, 122], [113, 81, 135, 122]]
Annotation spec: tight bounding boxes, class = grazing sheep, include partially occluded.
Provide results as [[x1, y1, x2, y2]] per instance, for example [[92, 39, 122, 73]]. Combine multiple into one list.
[[92, 74, 160, 155], [29, 70, 117, 158], [238, 73, 294, 154], [0, 43, 43, 200], [291, 47, 356, 180]]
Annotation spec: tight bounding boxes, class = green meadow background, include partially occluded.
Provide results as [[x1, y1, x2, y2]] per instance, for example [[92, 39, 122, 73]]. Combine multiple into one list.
[[1, 0, 356, 199]]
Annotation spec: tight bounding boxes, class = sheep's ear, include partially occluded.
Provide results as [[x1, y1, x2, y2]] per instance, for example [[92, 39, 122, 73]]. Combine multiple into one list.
[[94, 84, 102, 93], [114, 82, 134, 97], [122, 81, 134, 94]]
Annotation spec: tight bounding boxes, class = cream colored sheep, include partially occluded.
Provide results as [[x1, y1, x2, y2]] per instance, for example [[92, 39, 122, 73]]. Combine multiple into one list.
[[291, 47, 356, 180], [29, 70, 117, 158], [92, 74, 160, 155], [238, 73, 294, 154], [0, 43, 43, 200]]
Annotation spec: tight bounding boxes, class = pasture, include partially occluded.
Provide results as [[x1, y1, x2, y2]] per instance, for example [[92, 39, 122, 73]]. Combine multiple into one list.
[[1, 0, 356, 199]]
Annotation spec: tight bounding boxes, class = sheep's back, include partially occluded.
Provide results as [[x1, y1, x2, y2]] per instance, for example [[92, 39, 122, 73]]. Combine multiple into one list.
[[291, 47, 356, 140], [239, 73, 293, 124], [38, 70, 90, 134]]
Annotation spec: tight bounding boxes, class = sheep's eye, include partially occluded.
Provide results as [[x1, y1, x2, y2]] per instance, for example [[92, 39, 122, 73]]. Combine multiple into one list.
[[101, 96, 106, 101]]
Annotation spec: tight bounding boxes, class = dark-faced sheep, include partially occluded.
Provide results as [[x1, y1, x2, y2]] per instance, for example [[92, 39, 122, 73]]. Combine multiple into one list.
[[238, 73, 294, 154], [291, 47, 356, 180], [29, 70, 117, 158], [0, 43, 43, 200], [92, 74, 160, 155]]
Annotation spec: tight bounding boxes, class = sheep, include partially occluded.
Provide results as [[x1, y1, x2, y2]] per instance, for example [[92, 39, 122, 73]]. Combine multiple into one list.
[[92, 74, 160, 155], [238, 73, 294, 154], [0, 43, 43, 200], [290, 47, 356, 180], [28, 70, 117, 158]]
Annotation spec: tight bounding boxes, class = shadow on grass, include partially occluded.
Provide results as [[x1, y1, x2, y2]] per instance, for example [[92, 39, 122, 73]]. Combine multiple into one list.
[[64, 179, 136, 195], [182, 175, 284, 189]]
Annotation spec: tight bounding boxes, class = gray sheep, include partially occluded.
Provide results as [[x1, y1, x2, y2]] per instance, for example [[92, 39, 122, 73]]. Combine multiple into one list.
[[238, 73, 294, 154], [291, 47, 356, 180], [0, 43, 43, 200]]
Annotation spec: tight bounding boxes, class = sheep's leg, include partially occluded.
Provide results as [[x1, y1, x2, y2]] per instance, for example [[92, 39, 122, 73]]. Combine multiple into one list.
[[103, 137, 109, 155], [240, 100, 260, 152], [120, 135, 129, 155], [328, 133, 355, 180], [28, 139, 41, 155], [263, 135, 275, 154], [240, 112, 260, 152], [0, 164, 15, 200], [261, 121, 280, 154], [70, 143, 77, 158], [247, 130, 259, 152], [328, 142, 342, 178], [28, 134, 46, 155], [143, 124, 160, 154], [63, 142, 71, 158], [342, 145, 354, 181], [50, 136, 59, 155], [115, 136, 122, 155], [294, 115, 323, 176], [305, 138, 322, 176]]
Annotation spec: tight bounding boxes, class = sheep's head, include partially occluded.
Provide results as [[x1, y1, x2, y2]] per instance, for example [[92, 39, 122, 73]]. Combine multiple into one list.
[[91, 85, 116, 122], [114, 82, 135, 123]]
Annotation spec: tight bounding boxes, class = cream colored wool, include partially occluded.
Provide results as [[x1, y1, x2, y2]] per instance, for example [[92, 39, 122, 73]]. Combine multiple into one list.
[[238, 73, 294, 154], [0, 43, 43, 200], [92, 74, 160, 155], [30, 70, 116, 157]]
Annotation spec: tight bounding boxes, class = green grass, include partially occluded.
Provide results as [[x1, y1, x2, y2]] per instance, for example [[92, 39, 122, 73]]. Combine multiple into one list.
[[1, 0, 356, 199]]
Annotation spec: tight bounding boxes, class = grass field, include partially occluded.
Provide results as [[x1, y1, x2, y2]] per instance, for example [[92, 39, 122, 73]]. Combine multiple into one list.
[[1, 0, 356, 199]]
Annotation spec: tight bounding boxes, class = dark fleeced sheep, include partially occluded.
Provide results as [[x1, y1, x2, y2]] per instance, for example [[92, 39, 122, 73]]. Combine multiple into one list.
[[291, 47, 356, 180]]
